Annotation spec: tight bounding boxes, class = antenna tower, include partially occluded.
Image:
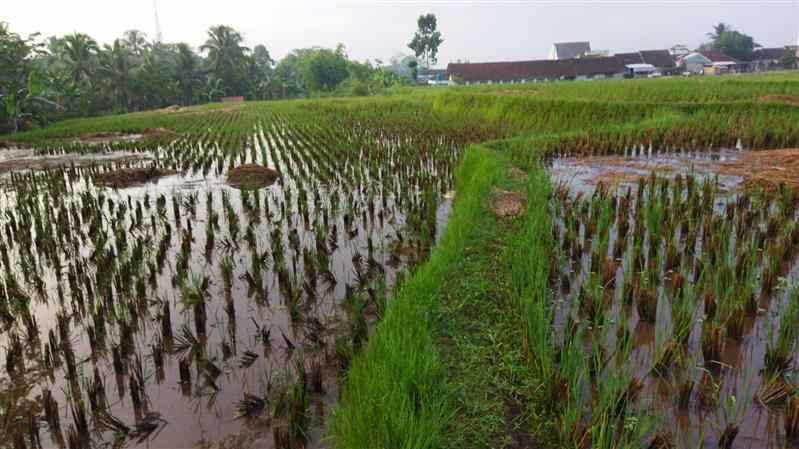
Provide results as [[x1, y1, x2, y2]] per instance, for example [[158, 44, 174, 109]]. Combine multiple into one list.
[[154, 0, 163, 43]]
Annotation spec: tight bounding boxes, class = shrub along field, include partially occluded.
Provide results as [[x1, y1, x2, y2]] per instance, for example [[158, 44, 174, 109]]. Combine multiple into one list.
[[2, 72, 799, 449]]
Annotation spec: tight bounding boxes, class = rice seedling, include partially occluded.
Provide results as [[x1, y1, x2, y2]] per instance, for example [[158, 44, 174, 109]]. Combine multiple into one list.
[[547, 162, 799, 449]]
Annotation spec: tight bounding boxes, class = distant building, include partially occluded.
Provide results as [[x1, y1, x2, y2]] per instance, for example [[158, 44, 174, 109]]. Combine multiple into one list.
[[614, 50, 677, 75], [446, 49, 674, 84], [418, 69, 448, 83], [447, 59, 577, 84], [751, 47, 793, 71], [549, 42, 592, 60], [573, 56, 627, 80], [677, 51, 741, 74]]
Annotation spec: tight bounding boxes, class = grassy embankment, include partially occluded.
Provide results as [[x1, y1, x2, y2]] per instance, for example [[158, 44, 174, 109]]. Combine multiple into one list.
[[330, 143, 556, 449]]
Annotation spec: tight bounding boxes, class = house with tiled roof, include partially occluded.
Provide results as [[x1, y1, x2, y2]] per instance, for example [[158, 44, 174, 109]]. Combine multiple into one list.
[[613, 50, 677, 75], [446, 48, 677, 84], [446, 59, 578, 84]]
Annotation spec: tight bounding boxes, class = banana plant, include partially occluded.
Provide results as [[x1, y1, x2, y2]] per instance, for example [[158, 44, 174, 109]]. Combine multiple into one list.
[[1, 70, 62, 133]]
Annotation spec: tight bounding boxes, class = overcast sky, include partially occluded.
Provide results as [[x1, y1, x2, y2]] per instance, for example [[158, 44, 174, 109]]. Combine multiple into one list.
[[6, 1, 799, 66]]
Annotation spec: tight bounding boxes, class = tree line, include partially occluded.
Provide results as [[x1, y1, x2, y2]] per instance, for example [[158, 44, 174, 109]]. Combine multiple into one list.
[[0, 21, 434, 134], [702, 22, 797, 68]]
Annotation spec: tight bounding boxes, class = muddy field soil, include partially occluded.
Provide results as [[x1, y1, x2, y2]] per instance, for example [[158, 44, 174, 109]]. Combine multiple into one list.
[[550, 147, 799, 195]]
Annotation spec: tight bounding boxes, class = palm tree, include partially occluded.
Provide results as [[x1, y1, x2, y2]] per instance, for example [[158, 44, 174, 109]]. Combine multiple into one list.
[[62, 33, 98, 85], [122, 30, 148, 55], [99, 39, 134, 112], [200, 25, 249, 95], [175, 43, 200, 105], [707, 23, 730, 41]]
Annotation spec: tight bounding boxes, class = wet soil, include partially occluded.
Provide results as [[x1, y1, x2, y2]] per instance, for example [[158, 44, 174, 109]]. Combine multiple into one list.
[[715, 148, 799, 191], [226, 164, 280, 189], [550, 147, 799, 195], [492, 188, 526, 218], [76, 131, 144, 144], [0, 148, 153, 175], [93, 166, 178, 188]]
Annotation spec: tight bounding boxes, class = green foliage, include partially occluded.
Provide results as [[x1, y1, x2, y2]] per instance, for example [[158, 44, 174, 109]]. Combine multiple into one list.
[[781, 51, 799, 70], [705, 22, 758, 61], [1, 20, 416, 134], [330, 145, 501, 449], [297, 45, 350, 92], [408, 14, 443, 70], [200, 25, 250, 95]]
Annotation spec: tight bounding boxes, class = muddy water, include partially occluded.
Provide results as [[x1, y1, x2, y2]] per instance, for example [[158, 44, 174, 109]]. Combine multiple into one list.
[[0, 148, 152, 176], [549, 149, 799, 449], [0, 124, 457, 449], [549, 147, 745, 196]]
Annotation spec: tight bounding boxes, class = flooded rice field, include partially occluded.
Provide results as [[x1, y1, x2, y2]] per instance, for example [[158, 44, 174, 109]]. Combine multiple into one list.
[[0, 115, 459, 448], [548, 148, 799, 449], [550, 146, 799, 196]]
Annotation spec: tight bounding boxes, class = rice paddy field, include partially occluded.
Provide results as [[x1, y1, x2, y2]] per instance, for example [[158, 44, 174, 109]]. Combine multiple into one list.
[[4, 73, 799, 449]]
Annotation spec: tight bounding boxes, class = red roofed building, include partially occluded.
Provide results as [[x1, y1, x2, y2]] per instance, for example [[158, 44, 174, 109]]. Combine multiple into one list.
[[446, 49, 677, 85]]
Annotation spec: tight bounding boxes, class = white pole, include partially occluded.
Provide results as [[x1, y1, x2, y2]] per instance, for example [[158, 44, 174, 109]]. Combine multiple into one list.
[[154, 0, 163, 43]]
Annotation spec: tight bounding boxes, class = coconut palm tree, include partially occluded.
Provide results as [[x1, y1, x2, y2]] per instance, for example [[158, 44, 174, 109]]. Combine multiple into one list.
[[175, 43, 200, 105], [62, 33, 98, 85], [99, 39, 135, 112], [122, 29, 148, 55], [707, 23, 730, 41], [200, 25, 249, 95]]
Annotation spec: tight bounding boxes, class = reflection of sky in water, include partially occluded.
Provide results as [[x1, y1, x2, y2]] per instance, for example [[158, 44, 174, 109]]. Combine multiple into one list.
[[549, 148, 746, 198], [0, 129, 457, 449]]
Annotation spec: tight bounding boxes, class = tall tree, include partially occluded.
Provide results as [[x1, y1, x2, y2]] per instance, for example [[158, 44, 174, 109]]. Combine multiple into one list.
[[707, 23, 730, 41], [248, 44, 275, 100], [122, 29, 148, 55], [707, 24, 758, 61], [99, 39, 135, 112], [200, 25, 249, 96], [297, 45, 350, 93], [175, 43, 201, 105], [408, 14, 443, 71], [62, 33, 98, 84]]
